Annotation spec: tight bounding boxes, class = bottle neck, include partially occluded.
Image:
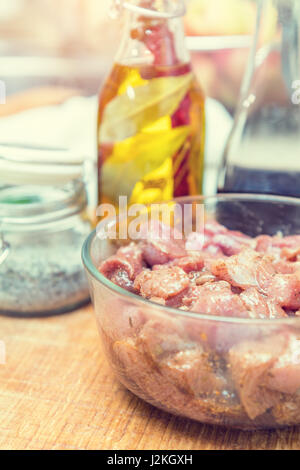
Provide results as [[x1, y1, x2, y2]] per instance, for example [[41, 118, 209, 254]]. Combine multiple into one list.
[[122, 0, 186, 18], [115, 3, 190, 68]]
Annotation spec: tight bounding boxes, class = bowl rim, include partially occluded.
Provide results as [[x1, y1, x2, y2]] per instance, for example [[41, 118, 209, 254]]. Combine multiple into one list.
[[82, 193, 300, 325]]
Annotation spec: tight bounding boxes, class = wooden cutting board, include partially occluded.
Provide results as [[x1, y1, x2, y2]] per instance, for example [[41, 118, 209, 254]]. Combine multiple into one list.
[[0, 92, 299, 450], [0, 304, 299, 450]]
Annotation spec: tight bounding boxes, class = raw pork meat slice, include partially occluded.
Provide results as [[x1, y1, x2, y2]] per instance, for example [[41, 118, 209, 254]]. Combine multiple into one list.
[[99, 243, 143, 291], [134, 266, 190, 301], [228, 335, 287, 419], [265, 334, 300, 394], [266, 272, 300, 310], [240, 288, 287, 319], [183, 282, 249, 318], [210, 249, 276, 292], [138, 220, 187, 266]]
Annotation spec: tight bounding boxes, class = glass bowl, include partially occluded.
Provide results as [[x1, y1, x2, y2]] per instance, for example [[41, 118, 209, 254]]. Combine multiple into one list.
[[82, 194, 300, 430]]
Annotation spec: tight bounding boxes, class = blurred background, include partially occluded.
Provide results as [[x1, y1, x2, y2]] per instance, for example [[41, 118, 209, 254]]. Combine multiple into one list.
[[0, 0, 278, 196], [0, 0, 267, 113]]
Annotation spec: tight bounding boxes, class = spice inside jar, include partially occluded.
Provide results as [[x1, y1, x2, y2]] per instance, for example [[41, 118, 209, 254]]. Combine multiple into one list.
[[0, 180, 91, 317]]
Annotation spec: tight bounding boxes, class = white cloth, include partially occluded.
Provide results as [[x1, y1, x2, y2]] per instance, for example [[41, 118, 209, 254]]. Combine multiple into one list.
[[0, 95, 232, 195]]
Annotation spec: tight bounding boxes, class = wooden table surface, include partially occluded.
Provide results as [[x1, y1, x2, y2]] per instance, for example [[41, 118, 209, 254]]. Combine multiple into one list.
[[0, 305, 298, 450], [0, 91, 299, 450]]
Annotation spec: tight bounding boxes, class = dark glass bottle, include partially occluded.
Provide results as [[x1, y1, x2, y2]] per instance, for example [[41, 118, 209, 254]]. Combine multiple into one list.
[[219, 0, 300, 197]]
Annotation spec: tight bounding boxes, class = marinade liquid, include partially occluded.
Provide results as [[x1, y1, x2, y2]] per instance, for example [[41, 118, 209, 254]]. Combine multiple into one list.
[[97, 8, 205, 208]]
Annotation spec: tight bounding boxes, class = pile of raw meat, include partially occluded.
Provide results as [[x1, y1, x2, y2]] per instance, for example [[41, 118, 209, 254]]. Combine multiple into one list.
[[98, 220, 300, 428]]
